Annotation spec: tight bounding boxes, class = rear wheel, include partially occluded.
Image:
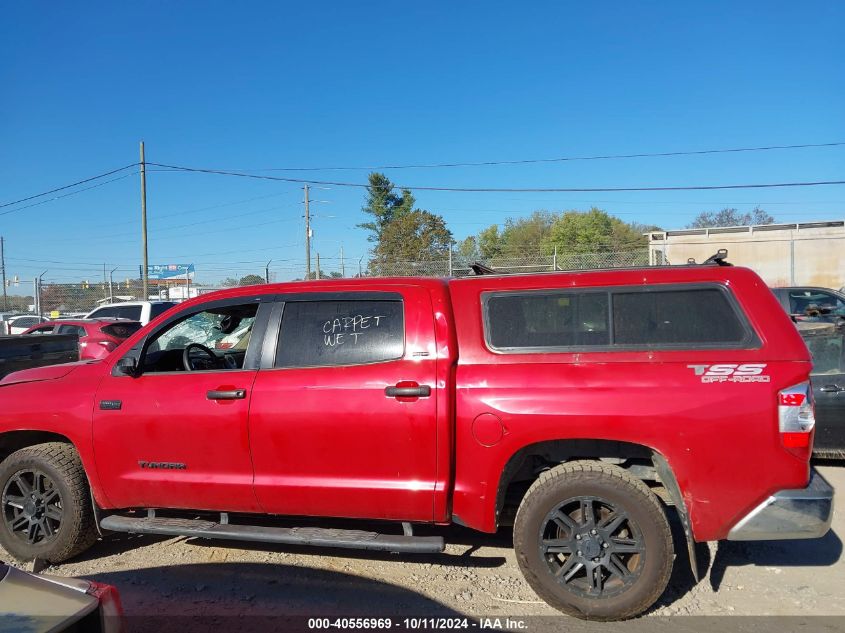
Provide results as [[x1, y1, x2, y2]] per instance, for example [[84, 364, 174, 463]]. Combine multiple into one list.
[[0, 443, 98, 563], [513, 460, 673, 621]]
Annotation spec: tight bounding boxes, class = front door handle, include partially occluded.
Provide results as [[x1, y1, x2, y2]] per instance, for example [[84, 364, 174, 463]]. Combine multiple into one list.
[[385, 384, 431, 398], [207, 389, 247, 400], [819, 384, 843, 393]]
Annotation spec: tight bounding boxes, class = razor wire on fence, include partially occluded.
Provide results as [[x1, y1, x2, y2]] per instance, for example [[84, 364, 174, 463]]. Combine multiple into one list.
[[7, 249, 650, 318]]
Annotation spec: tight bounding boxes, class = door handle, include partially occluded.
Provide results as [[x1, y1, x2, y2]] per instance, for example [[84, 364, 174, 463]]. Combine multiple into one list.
[[207, 389, 247, 400], [385, 385, 431, 398], [819, 384, 843, 393]]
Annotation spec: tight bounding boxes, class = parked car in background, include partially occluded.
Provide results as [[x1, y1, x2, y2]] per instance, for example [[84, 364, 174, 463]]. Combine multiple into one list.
[[4, 315, 48, 335], [771, 286, 845, 323], [0, 561, 123, 632], [85, 301, 176, 326], [0, 334, 79, 379], [797, 321, 845, 458], [23, 319, 143, 360]]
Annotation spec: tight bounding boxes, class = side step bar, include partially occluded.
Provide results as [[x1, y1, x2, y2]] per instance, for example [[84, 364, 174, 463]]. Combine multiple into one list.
[[100, 514, 445, 554]]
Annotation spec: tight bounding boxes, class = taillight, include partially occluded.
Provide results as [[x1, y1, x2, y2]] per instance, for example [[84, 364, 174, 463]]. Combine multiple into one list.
[[87, 581, 125, 633], [778, 381, 815, 456]]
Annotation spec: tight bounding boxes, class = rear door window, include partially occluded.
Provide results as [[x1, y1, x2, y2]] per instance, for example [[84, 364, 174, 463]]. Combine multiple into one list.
[[276, 300, 404, 368], [56, 324, 87, 337], [27, 325, 55, 335]]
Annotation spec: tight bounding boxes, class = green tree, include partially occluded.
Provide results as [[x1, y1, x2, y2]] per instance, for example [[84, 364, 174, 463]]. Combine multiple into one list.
[[498, 211, 556, 256], [238, 274, 265, 286], [543, 208, 614, 254], [541, 208, 650, 254], [477, 225, 503, 259], [358, 172, 415, 243], [688, 206, 775, 229], [370, 209, 453, 275], [455, 235, 480, 264]]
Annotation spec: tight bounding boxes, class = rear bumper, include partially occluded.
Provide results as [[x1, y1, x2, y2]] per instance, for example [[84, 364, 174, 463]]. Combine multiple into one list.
[[727, 469, 834, 541]]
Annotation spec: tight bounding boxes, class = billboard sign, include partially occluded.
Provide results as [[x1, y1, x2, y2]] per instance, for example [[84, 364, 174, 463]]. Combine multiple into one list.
[[147, 264, 195, 280]]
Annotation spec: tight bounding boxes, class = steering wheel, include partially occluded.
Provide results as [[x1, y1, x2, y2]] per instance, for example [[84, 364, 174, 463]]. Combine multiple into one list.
[[182, 343, 223, 371]]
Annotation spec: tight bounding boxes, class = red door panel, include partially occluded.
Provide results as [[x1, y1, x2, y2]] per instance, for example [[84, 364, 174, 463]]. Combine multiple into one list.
[[249, 287, 439, 521], [92, 371, 261, 512]]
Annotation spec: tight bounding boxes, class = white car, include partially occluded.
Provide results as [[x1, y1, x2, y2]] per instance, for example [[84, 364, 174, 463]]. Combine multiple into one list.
[[85, 301, 176, 326], [3, 315, 48, 335]]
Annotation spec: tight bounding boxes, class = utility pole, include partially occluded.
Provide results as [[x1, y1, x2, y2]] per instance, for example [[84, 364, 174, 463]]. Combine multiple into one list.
[[265, 260, 272, 284], [102, 263, 108, 300], [36, 270, 47, 318], [109, 267, 118, 300], [315, 252, 321, 280], [140, 141, 149, 300], [304, 184, 311, 280], [0, 236, 7, 311], [339, 245, 345, 278]]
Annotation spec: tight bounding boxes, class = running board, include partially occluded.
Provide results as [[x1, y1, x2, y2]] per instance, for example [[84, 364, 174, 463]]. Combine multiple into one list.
[[100, 514, 445, 554]]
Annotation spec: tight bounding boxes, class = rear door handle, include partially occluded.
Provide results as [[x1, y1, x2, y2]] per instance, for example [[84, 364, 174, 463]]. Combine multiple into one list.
[[819, 384, 843, 393], [207, 389, 247, 400], [385, 385, 431, 398]]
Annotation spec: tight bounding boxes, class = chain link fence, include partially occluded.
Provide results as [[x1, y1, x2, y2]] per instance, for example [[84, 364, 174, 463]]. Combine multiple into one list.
[[374, 249, 649, 277], [5, 249, 650, 319]]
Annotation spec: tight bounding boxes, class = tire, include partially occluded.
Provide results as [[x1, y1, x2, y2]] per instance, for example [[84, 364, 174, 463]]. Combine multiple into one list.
[[0, 442, 98, 563], [513, 460, 673, 621]]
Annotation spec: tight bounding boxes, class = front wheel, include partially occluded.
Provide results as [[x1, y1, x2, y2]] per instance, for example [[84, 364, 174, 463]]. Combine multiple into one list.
[[513, 460, 673, 621], [0, 442, 98, 563]]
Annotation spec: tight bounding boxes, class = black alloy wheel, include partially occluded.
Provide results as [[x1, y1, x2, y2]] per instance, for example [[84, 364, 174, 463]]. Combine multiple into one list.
[[539, 495, 645, 598], [2, 468, 64, 545]]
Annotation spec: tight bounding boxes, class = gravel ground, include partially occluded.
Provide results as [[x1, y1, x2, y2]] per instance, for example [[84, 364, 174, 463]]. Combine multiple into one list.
[[2, 463, 842, 631]]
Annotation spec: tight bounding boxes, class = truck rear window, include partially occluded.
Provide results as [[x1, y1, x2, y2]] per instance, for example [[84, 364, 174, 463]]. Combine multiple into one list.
[[276, 300, 404, 368], [89, 305, 143, 320], [485, 285, 753, 351]]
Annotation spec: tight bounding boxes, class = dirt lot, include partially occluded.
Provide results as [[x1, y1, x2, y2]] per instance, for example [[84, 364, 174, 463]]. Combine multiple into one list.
[[2, 463, 843, 631]]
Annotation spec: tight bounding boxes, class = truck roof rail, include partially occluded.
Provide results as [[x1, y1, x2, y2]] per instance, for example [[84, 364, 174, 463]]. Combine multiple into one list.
[[687, 249, 733, 267]]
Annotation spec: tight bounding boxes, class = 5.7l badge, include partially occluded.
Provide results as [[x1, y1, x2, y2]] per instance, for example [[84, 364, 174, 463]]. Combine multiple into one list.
[[687, 363, 770, 383]]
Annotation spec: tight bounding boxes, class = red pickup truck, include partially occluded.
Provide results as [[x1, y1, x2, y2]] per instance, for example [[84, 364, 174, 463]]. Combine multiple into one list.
[[0, 263, 834, 620]]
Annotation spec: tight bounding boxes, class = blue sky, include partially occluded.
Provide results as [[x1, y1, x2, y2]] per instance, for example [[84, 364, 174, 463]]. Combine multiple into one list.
[[1, 1, 843, 285]]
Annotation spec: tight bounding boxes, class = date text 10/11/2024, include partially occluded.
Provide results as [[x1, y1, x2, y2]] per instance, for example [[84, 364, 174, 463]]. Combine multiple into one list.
[[307, 618, 528, 630]]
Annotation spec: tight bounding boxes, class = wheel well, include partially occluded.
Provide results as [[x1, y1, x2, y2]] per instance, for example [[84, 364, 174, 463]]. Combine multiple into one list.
[[0, 431, 74, 463], [495, 439, 666, 527]]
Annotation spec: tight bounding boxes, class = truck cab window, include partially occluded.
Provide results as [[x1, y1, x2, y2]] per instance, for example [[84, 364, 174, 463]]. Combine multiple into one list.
[[143, 304, 258, 372]]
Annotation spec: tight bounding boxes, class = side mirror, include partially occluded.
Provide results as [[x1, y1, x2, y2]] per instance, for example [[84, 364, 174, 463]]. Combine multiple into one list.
[[115, 356, 138, 377]]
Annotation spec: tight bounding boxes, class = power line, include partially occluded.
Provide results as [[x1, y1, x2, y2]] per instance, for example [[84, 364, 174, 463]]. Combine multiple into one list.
[[0, 164, 138, 210], [149, 162, 845, 193], [179, 141, 845, 172], [0, 172, 138, 217]]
